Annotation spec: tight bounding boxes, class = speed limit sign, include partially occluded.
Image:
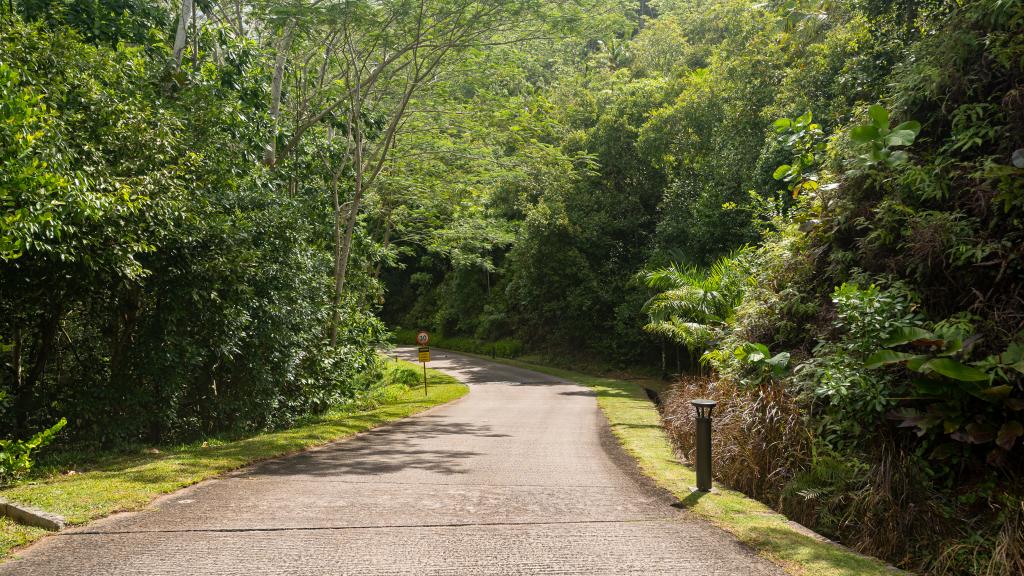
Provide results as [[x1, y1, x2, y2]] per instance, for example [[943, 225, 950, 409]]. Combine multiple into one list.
[[416, 330, 430, 346]]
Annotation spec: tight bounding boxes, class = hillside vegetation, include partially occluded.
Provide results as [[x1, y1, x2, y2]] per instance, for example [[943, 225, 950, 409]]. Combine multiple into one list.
[[383, 2, 1024, 574]]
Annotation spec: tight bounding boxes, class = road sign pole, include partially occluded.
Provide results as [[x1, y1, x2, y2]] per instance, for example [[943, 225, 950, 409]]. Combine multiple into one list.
[[415, 332, 431, 396]]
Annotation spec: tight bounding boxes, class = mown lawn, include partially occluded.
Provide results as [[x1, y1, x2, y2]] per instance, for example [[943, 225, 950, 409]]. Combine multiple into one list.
[[0, 361, 467, 561], [461, 352, 903, 576]]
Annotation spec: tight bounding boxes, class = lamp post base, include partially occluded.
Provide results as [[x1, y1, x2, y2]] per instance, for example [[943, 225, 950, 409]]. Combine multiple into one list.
[[690, 486, 719, 494]]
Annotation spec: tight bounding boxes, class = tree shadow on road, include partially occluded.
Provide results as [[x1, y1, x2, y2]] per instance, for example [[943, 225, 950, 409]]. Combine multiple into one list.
[[246, 414, 507, 478]]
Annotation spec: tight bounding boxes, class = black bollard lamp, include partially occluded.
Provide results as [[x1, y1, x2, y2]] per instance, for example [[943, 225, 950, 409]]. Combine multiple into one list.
[[691, 399, 717, 492]]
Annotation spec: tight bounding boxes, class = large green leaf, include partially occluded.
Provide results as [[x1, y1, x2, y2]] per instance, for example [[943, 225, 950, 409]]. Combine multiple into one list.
[[893, 120, 921, 133], [766, 352, 790, 370], [885, 150, 908, 166], [963, 422, 995, 444], [907, 356, 929, 371], [865, 350, 917, 369], [882, 326, 936, 347], [868, 104, 889, 129], [976, 385, 1013, 400], [772, 164, 792, 180], [921, 358, 990, 382], [850, 124, 880, 144], [885, 129, 918, 147]]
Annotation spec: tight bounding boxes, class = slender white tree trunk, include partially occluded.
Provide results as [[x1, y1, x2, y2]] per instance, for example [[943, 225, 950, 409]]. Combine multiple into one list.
[[331, 134, 363, 345], [172, 0, 193, 70], [264, 20, 296, 166], [329, 164, 347, 346]]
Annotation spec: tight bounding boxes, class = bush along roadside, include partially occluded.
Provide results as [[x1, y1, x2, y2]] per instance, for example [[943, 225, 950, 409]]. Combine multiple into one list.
[[0, 418, 66, 487], [645, 107, 1023, 576], [0, 360, 467, 561], [638, 5, 1024, 567]]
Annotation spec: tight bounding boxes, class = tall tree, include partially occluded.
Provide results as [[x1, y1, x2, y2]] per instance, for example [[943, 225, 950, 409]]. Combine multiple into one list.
[[273, 0, 559, 344]]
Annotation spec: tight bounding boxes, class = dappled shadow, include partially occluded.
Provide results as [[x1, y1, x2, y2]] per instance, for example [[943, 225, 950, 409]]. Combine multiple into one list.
[[245, 414, 506, 478], [558, 389, 597, 397]]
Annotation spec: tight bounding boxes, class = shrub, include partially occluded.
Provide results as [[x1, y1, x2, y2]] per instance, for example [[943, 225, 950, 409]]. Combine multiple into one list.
[[384, 363, 421, 387], [0, 418, 66, 485], [662, 375, 810, 504]]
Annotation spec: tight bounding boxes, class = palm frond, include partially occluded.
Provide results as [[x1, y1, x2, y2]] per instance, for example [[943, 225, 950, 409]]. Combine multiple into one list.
[[641, 247, 751, 336]]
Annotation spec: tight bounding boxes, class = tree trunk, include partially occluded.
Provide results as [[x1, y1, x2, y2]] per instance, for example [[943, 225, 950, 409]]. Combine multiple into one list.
[[264, 20, 296, 166], [660, 341, 666, 378], [191, 1, 199, 70], [15, 302, 62, 429], [109, 284, 140, 391], [331, 165, 364, 346], [12, 326, 22, 395], [329, 79, 368, 345], [172, 0, 193, 70], [329, 164, 346, 346]]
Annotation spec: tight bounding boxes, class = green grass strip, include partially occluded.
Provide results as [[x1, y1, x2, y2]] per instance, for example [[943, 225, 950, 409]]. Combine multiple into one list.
[[463, 353, 903, 576], [0, 361, 466, 561]]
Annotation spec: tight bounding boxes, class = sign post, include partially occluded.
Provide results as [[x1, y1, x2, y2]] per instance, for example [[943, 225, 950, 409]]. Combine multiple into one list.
[[416, 331, 430, 395]]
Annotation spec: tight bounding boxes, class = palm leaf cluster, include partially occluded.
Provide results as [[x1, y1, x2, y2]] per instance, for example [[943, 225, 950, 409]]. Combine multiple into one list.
[[641, 249, 751, 355]]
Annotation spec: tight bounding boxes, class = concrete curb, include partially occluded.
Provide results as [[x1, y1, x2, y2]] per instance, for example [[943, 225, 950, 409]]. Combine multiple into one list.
[[0, 498, 65, 531]]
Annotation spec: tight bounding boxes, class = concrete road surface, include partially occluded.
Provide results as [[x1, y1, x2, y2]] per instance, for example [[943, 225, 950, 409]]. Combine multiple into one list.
[[2, 348, 782, 575]]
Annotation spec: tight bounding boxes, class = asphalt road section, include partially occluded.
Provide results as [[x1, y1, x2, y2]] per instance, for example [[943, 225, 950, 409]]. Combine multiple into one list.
[[1, 348, 782, 575]]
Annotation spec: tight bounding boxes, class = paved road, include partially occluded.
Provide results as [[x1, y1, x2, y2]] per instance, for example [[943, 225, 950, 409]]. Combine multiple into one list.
[[2, 348, 782, 575]]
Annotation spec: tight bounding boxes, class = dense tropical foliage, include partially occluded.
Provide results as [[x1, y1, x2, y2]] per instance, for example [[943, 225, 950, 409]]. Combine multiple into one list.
[[2, 0, 1022, 573], [383, 1, 1023, 573]]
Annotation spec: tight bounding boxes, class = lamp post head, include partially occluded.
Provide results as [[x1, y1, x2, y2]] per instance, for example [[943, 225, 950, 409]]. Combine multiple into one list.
[[691, 398, 717, 419]]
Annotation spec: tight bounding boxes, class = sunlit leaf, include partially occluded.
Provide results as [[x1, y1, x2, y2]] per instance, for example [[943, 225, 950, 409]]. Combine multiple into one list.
[[920, 358, 990, 381], [882, 327, 936, 347], [850, 125, 879, 144], [868, 104, 889, 129], [865, 350, 917, 369], [892, 120, 921, 135], [884, 129, 917, 147]]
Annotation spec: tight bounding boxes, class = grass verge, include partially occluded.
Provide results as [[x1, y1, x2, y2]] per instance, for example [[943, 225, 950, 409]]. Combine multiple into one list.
[[0, 360, 466, 561], [457, 352, 903, 576]]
